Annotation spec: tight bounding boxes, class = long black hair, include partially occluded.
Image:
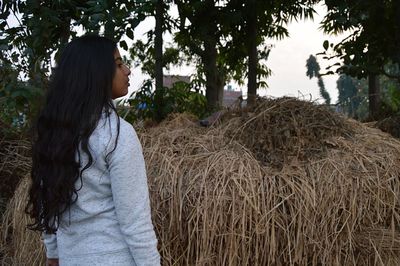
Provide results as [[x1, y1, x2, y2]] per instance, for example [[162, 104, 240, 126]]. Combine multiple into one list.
[[26, 35, 119, 233]]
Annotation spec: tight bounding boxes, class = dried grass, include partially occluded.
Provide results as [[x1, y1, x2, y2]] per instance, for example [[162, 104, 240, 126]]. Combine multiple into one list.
[[0, 139, 31, 202], [221, 97, 358, 168], [1, 97, 400, 265], [375, 115, 400, 139], [0, 175, 45, 266]]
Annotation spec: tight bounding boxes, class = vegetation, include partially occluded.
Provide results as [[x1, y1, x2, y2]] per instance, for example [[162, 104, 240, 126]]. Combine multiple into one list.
[[1, 0, 400, 125], [320, 0, 400, 119], [123, 79, 208, 123], [306, 55, 331, 104], [336, 73, 400, 121]]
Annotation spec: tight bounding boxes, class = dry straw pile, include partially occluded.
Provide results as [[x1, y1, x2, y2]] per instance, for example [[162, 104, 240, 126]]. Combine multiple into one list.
[[1, 97, 400, 265], [0, 175, 45, 265]]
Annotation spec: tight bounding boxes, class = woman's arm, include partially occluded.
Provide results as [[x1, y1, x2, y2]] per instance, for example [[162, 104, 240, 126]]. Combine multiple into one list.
[[42, 232, 59, 264], [107, 121, 160, 265], [46, 258, 59, 266]]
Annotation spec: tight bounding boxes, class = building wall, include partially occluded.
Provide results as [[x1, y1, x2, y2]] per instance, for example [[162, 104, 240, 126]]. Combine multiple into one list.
[[223, 90, 242, 107], [163, 75, 190, 89]]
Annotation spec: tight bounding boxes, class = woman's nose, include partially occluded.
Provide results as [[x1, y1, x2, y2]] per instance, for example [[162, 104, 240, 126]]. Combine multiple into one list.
[[124, 65, 131, 75]]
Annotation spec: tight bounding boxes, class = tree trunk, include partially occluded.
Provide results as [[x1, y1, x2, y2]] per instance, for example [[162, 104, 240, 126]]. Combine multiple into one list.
[[202, 0, 224, 110], [247, 0, 257, 107], [368, 73, 380, 119], [203, 42, 225, 110], [394, 1, 400, 67], [154, 0, 164, 121], [204, 38, 223, 110]]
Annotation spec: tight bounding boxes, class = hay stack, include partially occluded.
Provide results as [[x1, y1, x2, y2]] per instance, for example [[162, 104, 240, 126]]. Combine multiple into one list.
[[0, 176, 45, 265], [0, 139, 30, 206], [2, 97, 400, 265], [144, 98, 400, 265], [376, 115, 400, 139]]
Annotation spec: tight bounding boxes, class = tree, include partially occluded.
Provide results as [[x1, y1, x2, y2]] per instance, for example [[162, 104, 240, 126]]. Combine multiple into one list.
[[336, 75, 361, 118], [0, 0, 85, 127], [174, 0, 227, 110], [320, 0, 400, 118], [336, 71, 400, 121], [175, 0, 318, 109], [153, 0, 176, 121], [1, 0, 142, 80], [221, 0, 319, 106], [245, 0, 258, 106], [154, 0, 164, 121], [306, 55, 331, 104], [0, 0, 144, 128]]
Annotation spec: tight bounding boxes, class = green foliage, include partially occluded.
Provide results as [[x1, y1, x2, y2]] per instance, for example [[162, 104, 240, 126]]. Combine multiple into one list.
[[130, 40, 182, 78], [337, 73, 400, 120], [306, 55, 320, 79], [0, 61, 44, 132], [381, 74, 400, 114], [320, 0, 400, 81], [336, 74, 363, 118], [222, 0, 318, 86], [124, 79, 208, 123], [172, 0, 319, 108], [1, 0, 342, 125], [306, 55, 331, 104], [0, 0, 146, 130], [317, 77, 331, 105], [175, 0, 315, 85], [385, 85, 400, 113]]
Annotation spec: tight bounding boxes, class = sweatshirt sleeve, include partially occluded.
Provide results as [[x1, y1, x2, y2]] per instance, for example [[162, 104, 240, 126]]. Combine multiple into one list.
[[107, 121, 160, 266], [42, 232, 58, 259]]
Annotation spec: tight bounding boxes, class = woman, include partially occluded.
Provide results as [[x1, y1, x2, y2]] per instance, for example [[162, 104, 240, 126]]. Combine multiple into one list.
[[26, 35, 160, 266]]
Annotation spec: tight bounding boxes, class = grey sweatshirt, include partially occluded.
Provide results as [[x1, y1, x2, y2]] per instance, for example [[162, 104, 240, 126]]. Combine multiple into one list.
[[42, 111, 160, 266]]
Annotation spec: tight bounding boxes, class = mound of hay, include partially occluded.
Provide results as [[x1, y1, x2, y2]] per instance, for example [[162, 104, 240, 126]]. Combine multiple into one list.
[[145, 98, 400, 265], [375, 115, 400, 139], [0, 176, 45, 266], [2, 97, 400, 265], [0, 139, 30, 205], [222, 97, 357, 167]]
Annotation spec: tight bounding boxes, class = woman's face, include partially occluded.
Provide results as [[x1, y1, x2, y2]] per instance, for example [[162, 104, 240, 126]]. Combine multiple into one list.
[[112, 49, 131, 99]]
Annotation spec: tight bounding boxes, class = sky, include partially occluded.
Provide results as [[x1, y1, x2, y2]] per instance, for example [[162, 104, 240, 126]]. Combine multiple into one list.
[[264, 4, 344, 103], [127, 3, 346, 104]]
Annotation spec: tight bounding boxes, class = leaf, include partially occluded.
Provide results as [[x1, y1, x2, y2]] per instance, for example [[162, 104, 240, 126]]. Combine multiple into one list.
[[323, 40, 329, 51], [126, 28, 134, 40], [10, 90, 23, 98], [120, 40, 128, 51], [0, 21, 7, 30], [0, 44, 8, 51], [91, 13, 105, 22], [0, 10, 10, 20]]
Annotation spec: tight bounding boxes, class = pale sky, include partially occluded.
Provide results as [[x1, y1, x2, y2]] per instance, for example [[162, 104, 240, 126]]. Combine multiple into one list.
[[264, 4, 343, 103], [127, 3, 344, 104]]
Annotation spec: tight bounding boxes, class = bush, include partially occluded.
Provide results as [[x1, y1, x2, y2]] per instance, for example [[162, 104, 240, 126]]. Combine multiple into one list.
[[0, 62, 44, 135], [122, 79, 208, 123]]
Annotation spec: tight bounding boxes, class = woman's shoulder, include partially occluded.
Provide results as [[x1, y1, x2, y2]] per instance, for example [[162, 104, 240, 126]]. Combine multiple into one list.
[[118, 117, 137, 139], [97, 111, 137, 142], [98, 110, 131, 129]]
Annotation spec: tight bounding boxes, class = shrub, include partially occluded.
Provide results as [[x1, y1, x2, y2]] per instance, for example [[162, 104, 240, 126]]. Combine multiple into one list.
[[122, 79, 208, 123]]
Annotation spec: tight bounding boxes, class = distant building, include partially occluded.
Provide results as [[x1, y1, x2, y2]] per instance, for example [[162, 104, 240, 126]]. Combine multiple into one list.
[[163, 75, 190, 89], [223, 89, 242, 107]]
